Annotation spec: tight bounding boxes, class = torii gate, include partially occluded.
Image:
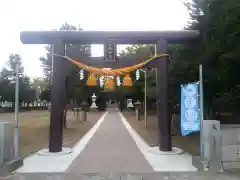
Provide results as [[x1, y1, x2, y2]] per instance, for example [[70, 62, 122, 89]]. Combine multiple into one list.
[[20, 30, 199, 153]]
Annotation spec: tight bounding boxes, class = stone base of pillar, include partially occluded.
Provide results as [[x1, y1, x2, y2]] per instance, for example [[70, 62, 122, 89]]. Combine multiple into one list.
[[37, 147, 72, 156], [148, 146, 183, 155]]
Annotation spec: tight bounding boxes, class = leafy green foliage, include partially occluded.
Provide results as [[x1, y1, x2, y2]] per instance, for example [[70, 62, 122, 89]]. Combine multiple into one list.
[[38, 23, 91, 102], [0, 54, 36, 103], [37, 0, 240, 118]]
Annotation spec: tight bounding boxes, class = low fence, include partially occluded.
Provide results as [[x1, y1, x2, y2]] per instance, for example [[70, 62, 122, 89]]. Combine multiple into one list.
[[0, 101, 50, 113]]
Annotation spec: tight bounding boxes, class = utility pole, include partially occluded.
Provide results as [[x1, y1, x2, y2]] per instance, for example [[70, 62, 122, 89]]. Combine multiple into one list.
[[13, 63, 20, 158]]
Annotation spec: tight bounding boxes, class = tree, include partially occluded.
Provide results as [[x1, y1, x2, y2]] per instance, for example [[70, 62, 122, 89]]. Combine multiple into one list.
[[19, 75, 36, 103], [37, 1, 240, 121], [31, 77, 48, 100], [39, 23, 92, 128], [0, 74, 13, 102], [172, 0, 240, 118], [39, 23, 92, 102], [39, 88, 51, 101], [0, 54, 36, 106], [118, 0, 240, 116], [39, 23, 91, 84], [119, 45, 157, 100]]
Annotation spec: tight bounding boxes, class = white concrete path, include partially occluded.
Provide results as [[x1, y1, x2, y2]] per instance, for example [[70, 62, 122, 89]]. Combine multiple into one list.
[[16, 112, 108, 172], [16, 111, 197, 173], [119, 113, 197, 172]]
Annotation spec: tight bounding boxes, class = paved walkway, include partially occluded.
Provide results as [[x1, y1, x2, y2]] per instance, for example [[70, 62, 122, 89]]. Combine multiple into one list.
[[16, 111, 196, 173], [5, 172, 240, 180], [66, 112, 154, 173], [8, 111, 240, 179]]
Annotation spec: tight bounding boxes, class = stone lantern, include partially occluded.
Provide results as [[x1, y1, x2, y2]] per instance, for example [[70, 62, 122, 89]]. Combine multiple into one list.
[[127, 99, 134, 108], [134, 101, 141, 121], [90, 93, 98, 109]]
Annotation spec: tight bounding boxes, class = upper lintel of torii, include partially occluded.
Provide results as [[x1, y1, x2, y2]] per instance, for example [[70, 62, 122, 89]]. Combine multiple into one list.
[[20, 30, 199, 45]]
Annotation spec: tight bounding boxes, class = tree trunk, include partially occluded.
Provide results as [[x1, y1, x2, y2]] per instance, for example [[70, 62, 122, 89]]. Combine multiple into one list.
[[63, 106, 67, 129], [171, 113, 180, 136]]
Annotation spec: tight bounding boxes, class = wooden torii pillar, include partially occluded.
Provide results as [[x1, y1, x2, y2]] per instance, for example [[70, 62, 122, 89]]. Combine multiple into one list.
[[20, 30, 199, 152], [49, 41, 65, 152]]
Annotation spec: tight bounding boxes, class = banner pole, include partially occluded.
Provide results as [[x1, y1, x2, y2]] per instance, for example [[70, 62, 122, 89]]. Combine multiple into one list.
[[199, 64, 205, 165]]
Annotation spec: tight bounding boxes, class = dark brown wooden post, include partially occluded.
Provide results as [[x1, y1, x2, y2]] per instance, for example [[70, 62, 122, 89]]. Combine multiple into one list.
[[156, 39, 172, 151], [49, 41, 66, 152], [63, 76, 68, 129]]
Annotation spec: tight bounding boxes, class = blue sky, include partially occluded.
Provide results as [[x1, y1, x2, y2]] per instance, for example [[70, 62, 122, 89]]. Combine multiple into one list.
[[0, 0, 189, 78]]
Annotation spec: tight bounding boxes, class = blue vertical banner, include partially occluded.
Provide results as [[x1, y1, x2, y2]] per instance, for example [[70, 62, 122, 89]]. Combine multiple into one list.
[[180, 82, 201, 136]]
